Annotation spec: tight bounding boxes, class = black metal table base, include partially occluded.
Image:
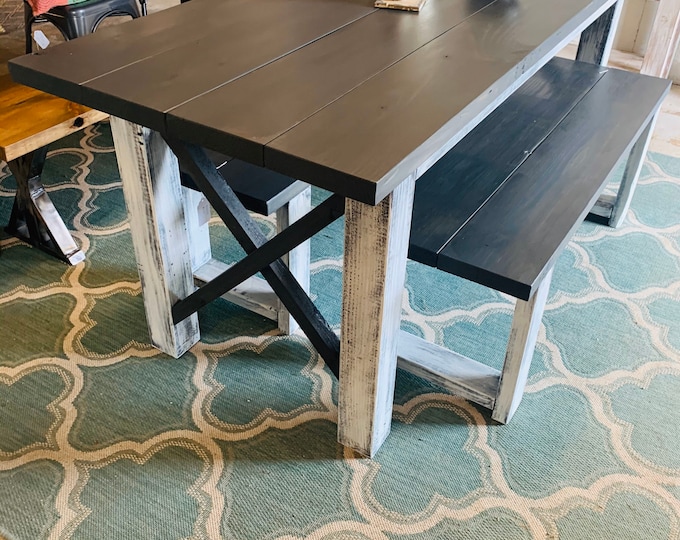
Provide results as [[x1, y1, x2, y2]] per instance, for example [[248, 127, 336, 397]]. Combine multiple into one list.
[[165, 139, 344, 377], [4, 148, 85, 265]]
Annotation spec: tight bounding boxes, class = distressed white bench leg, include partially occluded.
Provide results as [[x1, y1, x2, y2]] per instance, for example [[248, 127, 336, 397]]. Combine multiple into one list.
[[492, 268, 553, 424], [339, 176, 416, 457], [276, 186, 311, 335], [589, 113, 658, 227], [607, 113, 658, 227], [110, 117, 199, 358]]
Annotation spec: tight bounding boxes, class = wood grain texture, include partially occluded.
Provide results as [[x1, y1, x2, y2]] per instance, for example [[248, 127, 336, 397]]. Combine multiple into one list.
[[339, 175, 415, 457], [640, 0, 680, 77], [0, 75, 107, 162], [168, 0, 495, 164], [408, 58, 606, 267], [435, 67, 670, 300], [9, 0, 255, 101], [80, 0, 376, 131], [10, 0, 618, 206], [492, 268, 552, 424], [264, 0, 618, 204], [109, 117, 200, 358], [397, 331, 500, 409]]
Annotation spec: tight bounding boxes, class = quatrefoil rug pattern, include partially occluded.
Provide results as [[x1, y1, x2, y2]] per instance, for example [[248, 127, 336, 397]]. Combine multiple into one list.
[[1, 124, 679, 539]]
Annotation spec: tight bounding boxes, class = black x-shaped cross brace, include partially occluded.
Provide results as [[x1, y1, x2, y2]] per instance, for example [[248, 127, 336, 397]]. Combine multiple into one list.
[[5, 146, 85, 264], [164, 138, 344, 378]]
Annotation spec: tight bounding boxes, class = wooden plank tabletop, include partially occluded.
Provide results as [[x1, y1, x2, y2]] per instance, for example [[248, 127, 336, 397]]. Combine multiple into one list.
[[167, 0, 496, 164], [9, 0, 619, 204], [263, 0, 612, 203]]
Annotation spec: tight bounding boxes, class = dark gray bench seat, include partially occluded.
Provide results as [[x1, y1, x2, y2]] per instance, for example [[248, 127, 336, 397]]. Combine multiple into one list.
[[398, 57, 670, 423]]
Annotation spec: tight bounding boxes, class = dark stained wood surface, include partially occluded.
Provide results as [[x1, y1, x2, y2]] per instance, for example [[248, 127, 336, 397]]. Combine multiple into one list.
[[408, 58, 607, 267], [263, 0, 613, 203], [9, 0, 620, 204], [9, 0, 259, 101], [167, 0, 495, 164], [415, 65, 670, 300], [82, 0, 377, 131]]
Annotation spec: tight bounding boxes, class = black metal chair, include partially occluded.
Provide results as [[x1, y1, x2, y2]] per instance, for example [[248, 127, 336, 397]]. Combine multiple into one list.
[[24, 0, 146, 53]]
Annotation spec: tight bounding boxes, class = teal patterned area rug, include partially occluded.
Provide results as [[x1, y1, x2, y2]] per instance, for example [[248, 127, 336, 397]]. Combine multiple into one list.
[[1, 123, 680, 540]]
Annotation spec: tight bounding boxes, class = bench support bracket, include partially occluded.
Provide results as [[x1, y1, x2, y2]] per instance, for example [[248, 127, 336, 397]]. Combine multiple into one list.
[[492, 268, 552, 423], [5, 147, 85, 265]]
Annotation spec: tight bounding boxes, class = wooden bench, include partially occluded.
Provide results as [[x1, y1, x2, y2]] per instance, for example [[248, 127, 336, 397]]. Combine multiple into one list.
[[179, 151, 312, 335], [0, 74, 107, 263], [399, 57, 671, 423]]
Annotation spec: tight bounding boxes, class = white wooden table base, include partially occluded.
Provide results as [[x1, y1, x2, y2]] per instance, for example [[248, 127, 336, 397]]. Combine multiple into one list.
[[338, 175, 416, 457], [110, 117, 200, 358]]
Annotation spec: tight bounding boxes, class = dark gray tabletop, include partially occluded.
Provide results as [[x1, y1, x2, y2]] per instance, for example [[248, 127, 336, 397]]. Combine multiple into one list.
[[10, 0, 618, 204]]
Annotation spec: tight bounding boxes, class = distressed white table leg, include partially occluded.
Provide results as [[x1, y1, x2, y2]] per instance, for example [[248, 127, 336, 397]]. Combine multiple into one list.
[[608, 113, 658, 228], [276, 186, 311, 334], [338, 176, 416, 457], [492, 268, 553, 424], [110, 117, 199, 358]]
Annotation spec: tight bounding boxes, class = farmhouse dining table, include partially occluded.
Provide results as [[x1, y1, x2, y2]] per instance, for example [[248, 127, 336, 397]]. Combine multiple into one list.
[[10, 0, 622, 456]]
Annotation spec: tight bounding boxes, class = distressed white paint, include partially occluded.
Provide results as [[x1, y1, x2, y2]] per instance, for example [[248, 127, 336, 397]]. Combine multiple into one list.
[[338, 175, 416, 457], [609, 113, 658, 227], [397, 331, 500, 409], [182, 186, 212, 271], [109, 116, 199, 358], [276, 186, 311, 335], [193, 258, 279, 321], [492, 268, 553, 424]]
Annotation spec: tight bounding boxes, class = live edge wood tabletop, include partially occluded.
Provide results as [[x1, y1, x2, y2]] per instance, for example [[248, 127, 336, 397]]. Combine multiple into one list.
[[10, 0, 628, 457]]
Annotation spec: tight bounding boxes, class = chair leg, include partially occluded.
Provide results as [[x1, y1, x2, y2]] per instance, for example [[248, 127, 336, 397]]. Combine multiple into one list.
[[24, 2, 34, 53], [492, 268, 553, 424], [5, 148, 85, 265], [276, 186, 312, 335]]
